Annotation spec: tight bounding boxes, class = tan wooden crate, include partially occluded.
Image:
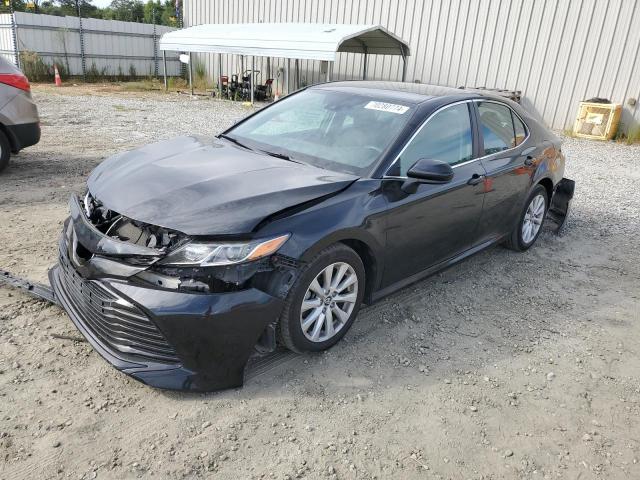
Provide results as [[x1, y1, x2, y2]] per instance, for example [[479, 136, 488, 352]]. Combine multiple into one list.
[[573, 102, 622, 141]]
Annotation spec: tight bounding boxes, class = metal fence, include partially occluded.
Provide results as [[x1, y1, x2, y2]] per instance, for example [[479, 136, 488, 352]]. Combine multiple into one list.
[[184, 0, 640, 133], [0, 12, 182, 77]]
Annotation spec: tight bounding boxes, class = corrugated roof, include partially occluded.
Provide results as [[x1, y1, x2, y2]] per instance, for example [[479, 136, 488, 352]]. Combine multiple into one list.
[[159, 23, 410, 61]]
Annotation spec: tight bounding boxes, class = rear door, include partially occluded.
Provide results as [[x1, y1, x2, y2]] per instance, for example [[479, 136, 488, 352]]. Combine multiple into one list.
[[381, 101, 487, 287], [473, 100, 538, 244]]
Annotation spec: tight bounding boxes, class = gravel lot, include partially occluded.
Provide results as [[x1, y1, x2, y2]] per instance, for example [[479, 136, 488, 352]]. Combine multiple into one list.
[[1, 85, 639, 480]]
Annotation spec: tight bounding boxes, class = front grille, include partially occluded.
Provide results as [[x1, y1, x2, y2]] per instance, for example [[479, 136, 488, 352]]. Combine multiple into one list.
[[58, 250, 179, 363]]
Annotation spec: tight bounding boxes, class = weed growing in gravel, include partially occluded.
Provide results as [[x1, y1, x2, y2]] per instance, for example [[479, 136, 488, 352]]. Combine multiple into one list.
[[614, 123, 640, 145]]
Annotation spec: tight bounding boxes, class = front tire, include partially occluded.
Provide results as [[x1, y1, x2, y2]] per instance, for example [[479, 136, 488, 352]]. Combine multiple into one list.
[[505, 184, 548, 251], [278, 244, 365, 353]]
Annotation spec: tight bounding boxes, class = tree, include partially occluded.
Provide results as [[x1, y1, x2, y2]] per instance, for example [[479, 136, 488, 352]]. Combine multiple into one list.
[[0, 0, 178, 26], [25, 0, 42, 13], [108, 0, 144, 23], [143, 0, 163, 24], [0, 1, 27, 14], [160, 0, 178, 27]]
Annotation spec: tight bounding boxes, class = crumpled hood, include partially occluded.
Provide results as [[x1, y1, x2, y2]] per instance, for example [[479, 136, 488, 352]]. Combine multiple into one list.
[[87, 135, 358, 236]]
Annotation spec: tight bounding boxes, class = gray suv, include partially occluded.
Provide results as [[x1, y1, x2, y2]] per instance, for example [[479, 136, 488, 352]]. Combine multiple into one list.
[[0, 56, 40, 173]]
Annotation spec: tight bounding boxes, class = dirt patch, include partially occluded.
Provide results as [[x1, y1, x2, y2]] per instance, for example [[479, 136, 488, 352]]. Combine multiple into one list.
[[1, 85, 639, 479]]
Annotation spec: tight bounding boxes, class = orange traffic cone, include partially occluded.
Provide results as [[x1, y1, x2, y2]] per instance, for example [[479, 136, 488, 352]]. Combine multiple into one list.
[[274, 91, 280, 101], [54, 65, 62, 87]]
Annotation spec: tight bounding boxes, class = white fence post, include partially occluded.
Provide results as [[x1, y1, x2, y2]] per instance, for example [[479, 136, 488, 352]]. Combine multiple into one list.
[[75, 1, 86, 80], [9, 6, 19, 68]]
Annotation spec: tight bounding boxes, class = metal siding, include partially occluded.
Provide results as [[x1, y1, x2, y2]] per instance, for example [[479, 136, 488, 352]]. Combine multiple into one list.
[[0, 12, 181, 77], [186, 0, 640, 132]]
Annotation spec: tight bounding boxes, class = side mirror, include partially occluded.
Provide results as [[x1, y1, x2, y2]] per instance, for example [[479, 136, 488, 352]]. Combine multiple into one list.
[[406, 158, 454, 183]]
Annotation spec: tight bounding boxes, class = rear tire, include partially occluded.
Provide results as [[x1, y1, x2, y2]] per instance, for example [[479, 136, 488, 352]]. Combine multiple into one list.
[[504, 184, 548, 251], [278, 243, 365, 353], [0, 130, 11, 173]]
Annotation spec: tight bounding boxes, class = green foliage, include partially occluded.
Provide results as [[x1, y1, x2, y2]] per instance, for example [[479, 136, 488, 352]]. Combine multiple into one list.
[[108, 0, 144, 23], [128, 63, 137, 78], [614, 124, 640, 145], [194, 61, 208, 89], [17, 51, 70, 83], [0, 0, 178, 27], [143, 0, 164, 24], [85, 62, 108, 82], [19, 51, 50, 82], [167, 76, 187, 90], [627, 125, 640, 145]]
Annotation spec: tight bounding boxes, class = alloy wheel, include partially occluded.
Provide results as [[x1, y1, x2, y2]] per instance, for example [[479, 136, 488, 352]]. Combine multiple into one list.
[[522, 193, 546, 244], [300, 262, 358, 343]]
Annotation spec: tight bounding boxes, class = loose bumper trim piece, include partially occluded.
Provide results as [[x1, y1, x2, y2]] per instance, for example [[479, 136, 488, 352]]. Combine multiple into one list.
[[548, 178, 575, 232]]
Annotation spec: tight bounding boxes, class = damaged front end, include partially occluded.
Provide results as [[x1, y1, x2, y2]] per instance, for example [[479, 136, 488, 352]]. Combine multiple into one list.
[[49, 193, 300, 391]]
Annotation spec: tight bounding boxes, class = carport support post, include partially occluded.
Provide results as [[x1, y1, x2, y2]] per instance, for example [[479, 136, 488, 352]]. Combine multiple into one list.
[[250, 56, 255, 105], [286, 59, 290, 95], [218, 53, 222, 99], [188, 52, 193, 96], [401, 46, 407, 82], [162, 50, 167, 91], [363, 53, 368, 80]]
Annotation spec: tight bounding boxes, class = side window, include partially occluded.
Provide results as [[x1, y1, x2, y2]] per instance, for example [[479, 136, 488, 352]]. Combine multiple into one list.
[[512, 112, 527, 146], [397, 103, 473, 175], [478, 102, 516, 154]]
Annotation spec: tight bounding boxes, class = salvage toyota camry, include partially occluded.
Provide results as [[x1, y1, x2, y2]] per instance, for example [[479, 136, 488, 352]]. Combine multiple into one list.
[[50, 81, 574, 391]]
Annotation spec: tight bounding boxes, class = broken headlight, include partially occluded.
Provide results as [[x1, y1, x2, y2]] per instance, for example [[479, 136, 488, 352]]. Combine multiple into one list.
[[159, 234, 290, 267]]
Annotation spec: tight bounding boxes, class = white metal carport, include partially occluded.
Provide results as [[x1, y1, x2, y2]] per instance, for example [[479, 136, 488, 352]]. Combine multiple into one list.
[[158, 23, 410, 104]]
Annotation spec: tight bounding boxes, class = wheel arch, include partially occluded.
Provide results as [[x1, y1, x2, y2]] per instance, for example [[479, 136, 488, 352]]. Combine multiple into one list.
[[537, 177, 554, 205], [0, 122, 17, 152], [338, 239, 378, 305], [299, 230, 383, 305]]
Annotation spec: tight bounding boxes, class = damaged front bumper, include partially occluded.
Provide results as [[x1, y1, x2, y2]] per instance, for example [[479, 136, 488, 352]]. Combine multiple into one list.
[[49, 196, 287, 392]]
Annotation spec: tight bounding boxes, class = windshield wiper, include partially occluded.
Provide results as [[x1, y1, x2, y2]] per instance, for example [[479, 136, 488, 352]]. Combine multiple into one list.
[[218, 134, 252, 150], [263, 150, 290, 160], [260, 150, 306, 165]]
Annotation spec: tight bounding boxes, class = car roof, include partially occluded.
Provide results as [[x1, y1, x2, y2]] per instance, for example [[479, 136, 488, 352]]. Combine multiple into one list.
[[312, 80, 482, 104], [311, 80, 534, 124]]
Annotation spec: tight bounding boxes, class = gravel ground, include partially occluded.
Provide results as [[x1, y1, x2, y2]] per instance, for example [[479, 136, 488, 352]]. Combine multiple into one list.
[[1, 85, 640, 480]]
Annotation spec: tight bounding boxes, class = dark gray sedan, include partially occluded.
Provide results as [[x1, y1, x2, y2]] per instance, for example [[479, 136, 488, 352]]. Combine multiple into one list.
[[51, 81, 574, 391]]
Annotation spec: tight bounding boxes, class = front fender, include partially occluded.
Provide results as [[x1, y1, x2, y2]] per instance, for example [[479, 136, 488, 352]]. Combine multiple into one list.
[[257, 179, 388, 297]]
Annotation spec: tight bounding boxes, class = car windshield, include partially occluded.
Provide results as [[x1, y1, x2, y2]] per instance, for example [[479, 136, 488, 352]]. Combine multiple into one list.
[[225, 89, 415, 175]]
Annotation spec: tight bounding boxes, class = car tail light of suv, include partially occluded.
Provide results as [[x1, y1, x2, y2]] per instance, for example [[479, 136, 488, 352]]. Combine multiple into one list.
[[0, 73, 30, 92]]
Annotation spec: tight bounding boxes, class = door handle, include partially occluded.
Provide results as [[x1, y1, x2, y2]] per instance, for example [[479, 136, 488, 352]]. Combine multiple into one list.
[[524, 155, 534, 166], [467, 173, 485, 186]]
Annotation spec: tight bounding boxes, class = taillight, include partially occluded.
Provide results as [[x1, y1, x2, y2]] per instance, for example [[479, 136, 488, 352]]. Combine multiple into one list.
[[0, 73, 30, 92]]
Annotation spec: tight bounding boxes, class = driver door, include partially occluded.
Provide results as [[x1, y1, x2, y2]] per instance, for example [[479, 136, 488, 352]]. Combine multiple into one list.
[[381, 102, 487, 287]]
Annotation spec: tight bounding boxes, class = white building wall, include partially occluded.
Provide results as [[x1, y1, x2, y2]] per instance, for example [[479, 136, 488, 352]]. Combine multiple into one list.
[[184, 0, 640, 132]]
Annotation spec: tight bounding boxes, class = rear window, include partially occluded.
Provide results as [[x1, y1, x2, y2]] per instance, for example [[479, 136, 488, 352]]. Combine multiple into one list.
[[478, 102, 518, 155]]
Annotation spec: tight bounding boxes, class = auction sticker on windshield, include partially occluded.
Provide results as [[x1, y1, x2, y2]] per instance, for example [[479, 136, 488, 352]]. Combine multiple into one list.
[[364, 101, 410, 114]]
